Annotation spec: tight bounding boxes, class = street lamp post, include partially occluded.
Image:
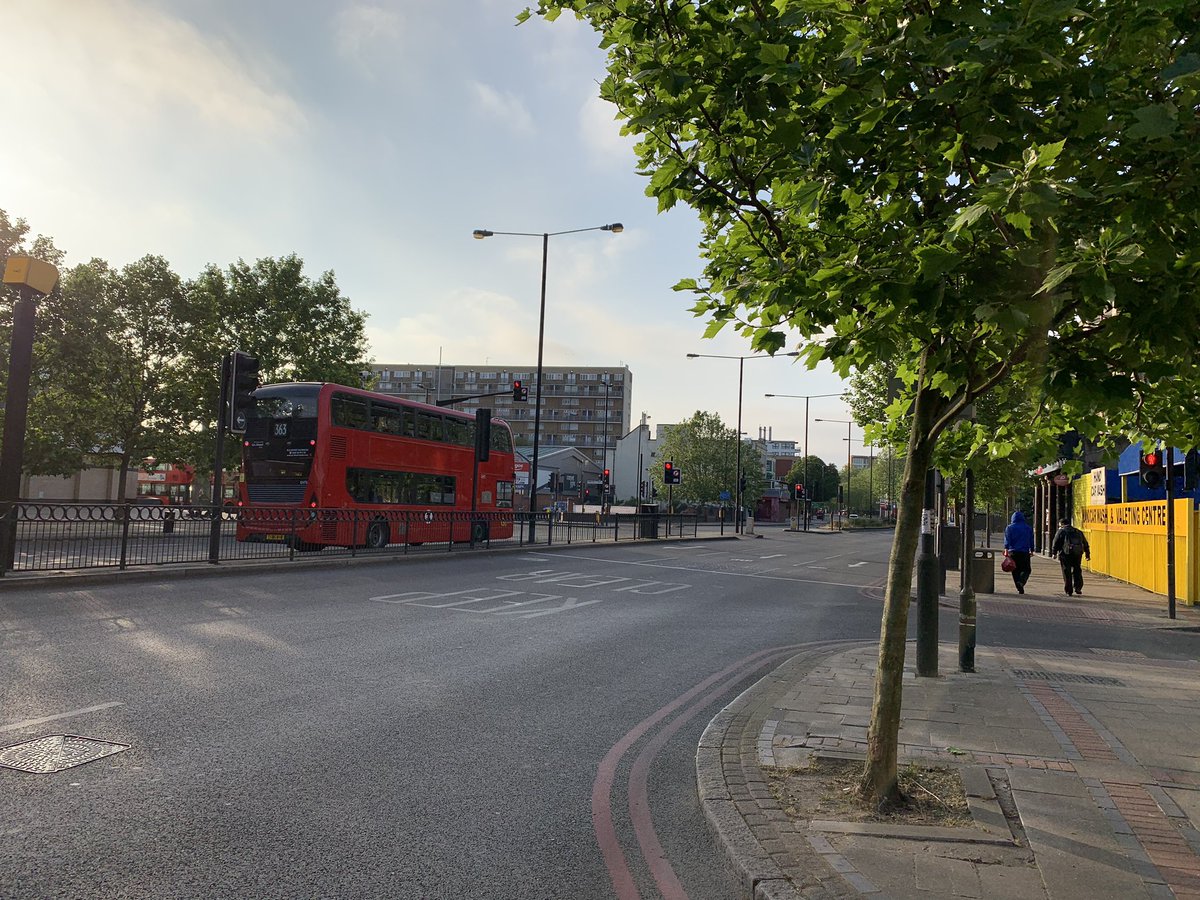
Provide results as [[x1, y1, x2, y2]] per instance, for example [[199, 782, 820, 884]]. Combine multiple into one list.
[[601, 376, 611, 509], [688, 351, 799, 533], [815, 418, 854, 527], [765, 391, 845, 531], [473, 223, 622, 538]]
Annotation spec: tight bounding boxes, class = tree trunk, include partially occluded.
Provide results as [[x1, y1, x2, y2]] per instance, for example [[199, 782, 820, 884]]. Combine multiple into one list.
[[859, 377, 942, 806], [116, 451, 131, 503]]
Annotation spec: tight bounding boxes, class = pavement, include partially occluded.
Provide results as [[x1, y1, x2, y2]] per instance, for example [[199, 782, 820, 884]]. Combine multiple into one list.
[[698, 551, 1200, 899]]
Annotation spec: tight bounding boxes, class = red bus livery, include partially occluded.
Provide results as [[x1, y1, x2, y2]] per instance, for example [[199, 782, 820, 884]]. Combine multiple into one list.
[[236, 383, 516, 549]]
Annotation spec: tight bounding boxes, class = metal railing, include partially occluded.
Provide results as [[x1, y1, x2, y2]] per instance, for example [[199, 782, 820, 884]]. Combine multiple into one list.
[[0, 502, 700, 576]]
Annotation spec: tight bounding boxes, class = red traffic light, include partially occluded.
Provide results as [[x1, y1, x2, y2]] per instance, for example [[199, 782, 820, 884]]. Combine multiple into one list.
[[1145, 452, 1159, 466]]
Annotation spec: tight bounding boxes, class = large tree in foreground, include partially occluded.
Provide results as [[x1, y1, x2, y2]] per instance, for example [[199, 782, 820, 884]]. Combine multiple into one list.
[[528, 0, 1200, 803]]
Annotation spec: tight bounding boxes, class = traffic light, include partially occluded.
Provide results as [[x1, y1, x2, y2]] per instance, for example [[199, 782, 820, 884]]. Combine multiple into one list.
[[602, 468, 610, 485], [640, 480, 647, 498], [664, 461, 681, 484], [794, 483, 805, 501], [512, 380, 528, 402], [1185, 449, 1200, 491], [1140, 448, 1166, 489], [548, 471, 558, 493], [228, 351, 259, 434]]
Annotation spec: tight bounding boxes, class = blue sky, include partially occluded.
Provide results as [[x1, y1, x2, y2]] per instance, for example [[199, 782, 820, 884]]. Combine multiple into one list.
[[4, 0, 858, 463]]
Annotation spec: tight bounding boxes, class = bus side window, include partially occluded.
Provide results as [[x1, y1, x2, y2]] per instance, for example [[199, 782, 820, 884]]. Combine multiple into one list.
[[400, 408, 416, 438], [371, 402, 402, 434], [333, 395, 370, 429], [490, 424, 512, 452], [416, 411, 444, 442], [446, 418, 470, 446]]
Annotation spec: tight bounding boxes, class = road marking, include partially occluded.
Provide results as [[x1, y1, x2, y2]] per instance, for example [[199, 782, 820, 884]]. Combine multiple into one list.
[[371, 588, 602, 618], [1, 702, 123, 734], [759, 554, 784, 559], [849, 561, 868, 568], [547, 551, 872, 590]]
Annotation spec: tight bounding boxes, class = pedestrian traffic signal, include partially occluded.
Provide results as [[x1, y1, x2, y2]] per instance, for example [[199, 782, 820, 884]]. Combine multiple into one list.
[[602, 468, 610, 485], [512, 380, 528, 402], [228, 351, 259, 434], [1140, 448, 1165, 489], [664, 461, 681, 484]]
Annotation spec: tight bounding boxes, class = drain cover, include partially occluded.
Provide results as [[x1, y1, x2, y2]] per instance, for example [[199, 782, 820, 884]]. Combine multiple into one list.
[[0, 735, 129, 774], [1012, 669, 1125, 686]]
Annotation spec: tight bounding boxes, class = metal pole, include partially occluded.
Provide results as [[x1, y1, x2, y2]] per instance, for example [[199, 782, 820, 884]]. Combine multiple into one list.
[[917, 468, 940, 676], [208, 352, 231, 564], [803, 397, 810, 532], [735, 357, 744, 534], [845, 421, 851, 519], [0, 288, 36, 572], [603, 379, 610, 510], [528, 232, 549, 542], [1167, 446, 1177, 619], [959, 467, 976, 672]]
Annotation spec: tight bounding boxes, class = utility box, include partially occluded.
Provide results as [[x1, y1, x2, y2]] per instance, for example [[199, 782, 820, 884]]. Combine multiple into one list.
[[638, 503, 659, 538], [939, 526, 961, 570], [971, 548, 995, 594]]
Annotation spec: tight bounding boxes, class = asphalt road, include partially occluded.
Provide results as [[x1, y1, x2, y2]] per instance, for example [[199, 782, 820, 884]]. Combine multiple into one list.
[[1, 528, 1194, 899]]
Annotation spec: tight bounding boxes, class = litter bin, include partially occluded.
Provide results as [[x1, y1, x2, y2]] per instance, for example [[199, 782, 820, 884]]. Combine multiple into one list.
[[638, 503, 659, 539], [970, 548, 995, 594]]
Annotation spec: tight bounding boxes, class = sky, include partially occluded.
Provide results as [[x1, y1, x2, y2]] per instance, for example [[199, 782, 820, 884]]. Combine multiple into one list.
[[3, 0, 858, 463]]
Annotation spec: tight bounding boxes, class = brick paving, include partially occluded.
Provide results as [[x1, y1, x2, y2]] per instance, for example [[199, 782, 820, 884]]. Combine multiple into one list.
[[698, 632, 1200, 899]]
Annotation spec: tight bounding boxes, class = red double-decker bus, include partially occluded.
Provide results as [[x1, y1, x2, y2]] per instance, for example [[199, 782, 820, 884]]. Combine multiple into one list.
[[236, 382, 516, 549]]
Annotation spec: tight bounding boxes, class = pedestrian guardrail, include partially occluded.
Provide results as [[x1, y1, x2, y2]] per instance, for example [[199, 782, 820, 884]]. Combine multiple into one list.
[[0, 502, 700, 576]]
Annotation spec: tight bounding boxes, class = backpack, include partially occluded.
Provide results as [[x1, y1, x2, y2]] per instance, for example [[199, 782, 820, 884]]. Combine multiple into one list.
[[1064, 527, 1085, 557]]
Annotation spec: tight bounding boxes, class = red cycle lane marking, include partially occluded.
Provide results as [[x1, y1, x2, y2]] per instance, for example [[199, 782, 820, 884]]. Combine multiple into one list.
[[627, 648, 801, 900], [593, 642, 866, 899], [592, 645, 797, 900]]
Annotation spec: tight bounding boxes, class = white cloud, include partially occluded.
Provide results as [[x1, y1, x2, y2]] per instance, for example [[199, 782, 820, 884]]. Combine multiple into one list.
[[6, 0, 305, 142], [579, 94, 636, 169], [468, 81, 535, 135]]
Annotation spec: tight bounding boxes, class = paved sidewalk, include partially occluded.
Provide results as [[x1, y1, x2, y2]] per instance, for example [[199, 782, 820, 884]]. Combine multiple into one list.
[[698, 571, 1200, 899]]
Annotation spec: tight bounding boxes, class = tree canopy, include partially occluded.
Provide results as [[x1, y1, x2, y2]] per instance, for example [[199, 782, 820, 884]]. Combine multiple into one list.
[[528, 0, 1200, 803], [0, 208, 372, 490], [653, 410, 767, 507]]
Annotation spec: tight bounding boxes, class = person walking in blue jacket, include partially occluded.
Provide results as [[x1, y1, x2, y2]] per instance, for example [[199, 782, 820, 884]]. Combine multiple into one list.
[[1004, 510, 1035, 594]]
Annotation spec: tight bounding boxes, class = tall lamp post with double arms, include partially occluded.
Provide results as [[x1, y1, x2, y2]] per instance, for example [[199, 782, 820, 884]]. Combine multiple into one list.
[[473, 223, 622, 539], [687, 351, 799, 533], [815, 418, 855, 528], [764, 391, 846, 531]]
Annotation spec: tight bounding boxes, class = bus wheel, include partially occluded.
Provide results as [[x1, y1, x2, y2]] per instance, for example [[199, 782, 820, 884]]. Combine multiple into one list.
[[366, 520, 389, 549], [471, 521, 489, 544]]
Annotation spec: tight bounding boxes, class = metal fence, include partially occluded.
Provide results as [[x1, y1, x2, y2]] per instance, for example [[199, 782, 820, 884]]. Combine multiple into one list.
[[0, 502, 700, 576]]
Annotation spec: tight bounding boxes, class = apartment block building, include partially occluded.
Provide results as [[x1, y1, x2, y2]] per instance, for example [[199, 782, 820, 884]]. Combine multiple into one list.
[[367, 363, 632, 470]]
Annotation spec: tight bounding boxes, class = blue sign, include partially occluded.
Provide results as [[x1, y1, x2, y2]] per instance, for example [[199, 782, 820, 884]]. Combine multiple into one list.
[[719, 490, 731, 500]]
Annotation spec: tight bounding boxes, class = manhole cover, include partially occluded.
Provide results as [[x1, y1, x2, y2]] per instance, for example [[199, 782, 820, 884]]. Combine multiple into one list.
[[1012, 669, 1124, 686], [0, 735, 129, 774]]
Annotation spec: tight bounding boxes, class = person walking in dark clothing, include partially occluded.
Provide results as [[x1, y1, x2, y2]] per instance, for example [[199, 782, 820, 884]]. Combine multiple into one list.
[[1051, 517, 1091, 596], [1003, 510, 1035, 594]]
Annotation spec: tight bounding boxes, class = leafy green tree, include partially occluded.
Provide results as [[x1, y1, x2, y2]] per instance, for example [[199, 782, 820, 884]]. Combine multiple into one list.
[[528, 0, 1200, 804], [652, 411, 766, 508], [784, 455, 839, 503], [179, 255, 372, 474]]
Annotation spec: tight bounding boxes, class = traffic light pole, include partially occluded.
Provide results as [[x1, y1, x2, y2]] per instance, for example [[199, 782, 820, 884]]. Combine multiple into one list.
[[0, 287, 37, 573], [1167, 447, 1176, 619], [208, 352, 231, 564], [436, 389, 512, 407], [916, 468, 940, 677]]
